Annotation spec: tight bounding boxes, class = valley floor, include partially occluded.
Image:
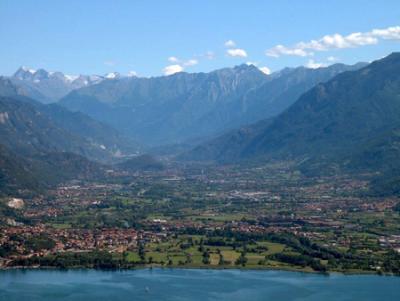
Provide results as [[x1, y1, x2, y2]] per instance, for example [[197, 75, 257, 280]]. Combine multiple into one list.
[[1, 162, 399, 274]]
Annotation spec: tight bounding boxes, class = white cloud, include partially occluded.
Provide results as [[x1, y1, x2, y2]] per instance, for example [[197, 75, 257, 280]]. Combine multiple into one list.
[[344, 32, 377, 46], [371, 26, 400, 40], [127, 70, 138, 77], [167, 57, 198, 68], [183, 59, 198, 66], [227, 48, 248, 58], [259, 66, 271, 75], [266, 25, 400, 58], [266, 45, 310, 57], [225, 41, 248, 58], [168, 56, 179, 63], [305, 59, 326, 69], [163, 64, 184, 75], [224, 40, 236, 48], [327, 56, 338, 62]]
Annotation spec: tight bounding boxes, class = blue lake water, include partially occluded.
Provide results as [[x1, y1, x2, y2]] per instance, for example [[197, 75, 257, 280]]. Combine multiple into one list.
[[0, 268, 399, 301]]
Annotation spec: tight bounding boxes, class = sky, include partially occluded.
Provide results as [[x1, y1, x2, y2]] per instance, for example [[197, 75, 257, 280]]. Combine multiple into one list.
[[1, 0, 400, 77]]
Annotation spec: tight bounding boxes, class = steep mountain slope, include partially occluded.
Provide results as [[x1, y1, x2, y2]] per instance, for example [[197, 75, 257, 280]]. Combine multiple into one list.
[[0, 78, 138, 161], [0, 144, 39, 195], [0, 76, 20, 97], [236, 62, 367, 125], [0, 95, 109, 195], [348, 125, 400, 196], [36, 103, 138, 157], [185, 53, 400, 173], [244, 53, 400, 161], [0, 79, 140, 194], [0, 96, 119, 161], [0, 143, 104, 197], [0, 76, 50, 103], [59, 63, 366, 146]]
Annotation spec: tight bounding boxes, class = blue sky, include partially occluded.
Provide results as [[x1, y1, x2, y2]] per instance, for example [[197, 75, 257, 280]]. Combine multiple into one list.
[[1, 0, 399, 77]]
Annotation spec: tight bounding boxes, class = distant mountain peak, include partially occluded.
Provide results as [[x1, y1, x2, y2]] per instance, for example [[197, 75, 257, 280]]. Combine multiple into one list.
[[10, 67, 108, 103], [19, 66, 36, 74], [14, 66, 37, 80], [235, 63, 257, 70], [231, 63, 263, 74]]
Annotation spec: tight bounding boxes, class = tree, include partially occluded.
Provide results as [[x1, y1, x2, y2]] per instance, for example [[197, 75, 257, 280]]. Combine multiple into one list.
[[218, 253, 225, 265], [138, 242, 146, 262], [202, 251, 210, 264], [235, 251, 247, 266]]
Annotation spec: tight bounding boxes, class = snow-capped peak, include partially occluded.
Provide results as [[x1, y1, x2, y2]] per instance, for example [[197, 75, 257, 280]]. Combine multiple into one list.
[[64, 74, 79, 82], [21, 66, 36, 74], [105, 72, 120, 79]]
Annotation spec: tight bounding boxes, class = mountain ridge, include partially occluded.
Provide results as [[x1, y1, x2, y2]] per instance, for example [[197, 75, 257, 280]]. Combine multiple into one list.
[[59, 62, 366, 146]]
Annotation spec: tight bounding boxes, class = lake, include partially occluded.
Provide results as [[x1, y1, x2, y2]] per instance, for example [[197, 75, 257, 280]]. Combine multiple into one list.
[[0, 268, 399, 301]]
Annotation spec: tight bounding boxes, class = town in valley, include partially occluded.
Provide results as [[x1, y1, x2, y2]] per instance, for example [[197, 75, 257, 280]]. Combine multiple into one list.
[[1, 162, 399, 274]]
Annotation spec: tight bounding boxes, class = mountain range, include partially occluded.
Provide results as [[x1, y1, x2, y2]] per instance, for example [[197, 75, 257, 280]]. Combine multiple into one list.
[[59, 63, 366, 146], [1, 54, 399, 196], [8, 67, 126, 104], [184, 53, 400, 183]]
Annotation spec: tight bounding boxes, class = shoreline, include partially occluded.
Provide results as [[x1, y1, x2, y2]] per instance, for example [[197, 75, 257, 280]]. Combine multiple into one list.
[[0, 264, 394, 277]]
